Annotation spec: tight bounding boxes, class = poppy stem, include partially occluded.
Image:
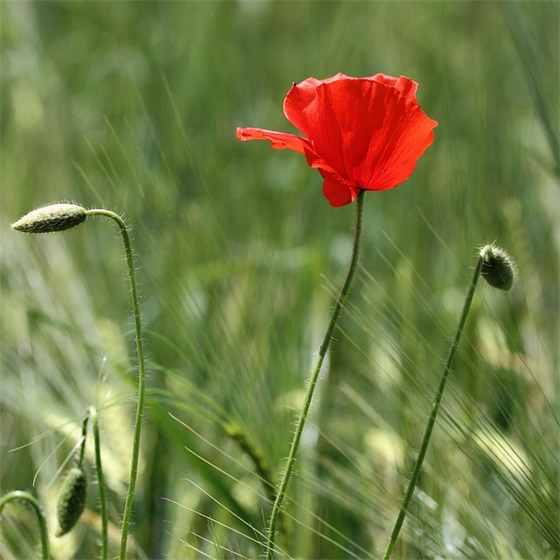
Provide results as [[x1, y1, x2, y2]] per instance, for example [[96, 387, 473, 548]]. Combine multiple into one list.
[[0, 491, 50, 560], [265, 190, 365, 560], [87, 406, 109, 560], [382, 245, 491, 560], [85, 209, 146, 560]]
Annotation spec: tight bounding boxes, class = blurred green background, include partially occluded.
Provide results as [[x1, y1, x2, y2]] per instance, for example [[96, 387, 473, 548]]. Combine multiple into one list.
[[1, 1, 558, 559]]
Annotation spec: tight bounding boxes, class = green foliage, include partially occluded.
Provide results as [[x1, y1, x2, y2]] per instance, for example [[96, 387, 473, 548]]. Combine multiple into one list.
[[1, 1, 558, 559]]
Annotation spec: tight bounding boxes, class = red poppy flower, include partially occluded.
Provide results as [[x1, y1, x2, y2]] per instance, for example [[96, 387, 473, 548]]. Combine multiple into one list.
[[236, 73, 438, 207]]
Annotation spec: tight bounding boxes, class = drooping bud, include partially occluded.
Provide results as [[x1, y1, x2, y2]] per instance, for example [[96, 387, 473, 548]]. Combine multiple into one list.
[[55, 467, 87, 537], [11, 203, 87, 234], [481, 245, 516, 291]]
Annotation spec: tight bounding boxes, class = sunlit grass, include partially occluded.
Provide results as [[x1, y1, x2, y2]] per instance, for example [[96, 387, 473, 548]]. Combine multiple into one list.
[[1, 1, 558, 559]]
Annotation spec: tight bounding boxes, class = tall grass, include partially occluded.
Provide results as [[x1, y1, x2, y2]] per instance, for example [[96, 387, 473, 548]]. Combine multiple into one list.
[[1, 1, 558, 559]]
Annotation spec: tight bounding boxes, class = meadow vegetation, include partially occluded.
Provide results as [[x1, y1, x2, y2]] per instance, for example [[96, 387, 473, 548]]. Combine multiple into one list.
[[1, 2, 558, 558]]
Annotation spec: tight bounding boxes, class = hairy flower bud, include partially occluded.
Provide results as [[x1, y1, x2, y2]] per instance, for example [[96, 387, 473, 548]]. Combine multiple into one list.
[[11, 203, 87, 234], [55, 467, 87, 537], [481, 245, 516, 291]]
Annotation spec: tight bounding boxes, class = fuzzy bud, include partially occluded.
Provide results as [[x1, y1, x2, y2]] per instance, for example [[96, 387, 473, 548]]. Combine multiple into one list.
[[481, 245, 516, 291], [11, 203, 87, 234], [55, 467, 87, 537]]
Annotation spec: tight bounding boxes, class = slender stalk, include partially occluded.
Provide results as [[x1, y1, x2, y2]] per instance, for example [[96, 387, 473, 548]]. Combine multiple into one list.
[[78, 414, 89, 468], [382, 245, 492, 560], [86, 209, 146, 559], [88, 406, 109, 560], [0, 491, 50, 560], [265, 190, 365, 560]]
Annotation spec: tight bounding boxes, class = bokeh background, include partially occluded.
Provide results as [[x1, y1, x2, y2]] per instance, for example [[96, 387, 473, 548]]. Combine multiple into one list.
[[1, 2, 558, 559]]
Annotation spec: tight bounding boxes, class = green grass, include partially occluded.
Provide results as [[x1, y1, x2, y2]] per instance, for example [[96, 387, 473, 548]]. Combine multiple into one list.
[[1, 1, 558, 559]]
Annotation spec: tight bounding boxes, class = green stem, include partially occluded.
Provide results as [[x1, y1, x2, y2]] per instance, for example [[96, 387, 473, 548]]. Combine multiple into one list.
[[0, 491, 50, 560], [265, 190, 365, 560], [382, 245, 492, 560], [76, 409, 107, 558], [86, 209, 146, 559], [88, 406, 109, 560], [77, 414, 88, 468]]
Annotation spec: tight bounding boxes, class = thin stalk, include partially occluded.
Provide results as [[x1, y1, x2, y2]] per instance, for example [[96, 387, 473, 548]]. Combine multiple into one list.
[[77, 414, 88, 468], [86, 209, 146, 559], [382, 245, 491, 560], [88, 406, 108, 560], [0, 491, 50, 560], [265, 190, 365, 560]]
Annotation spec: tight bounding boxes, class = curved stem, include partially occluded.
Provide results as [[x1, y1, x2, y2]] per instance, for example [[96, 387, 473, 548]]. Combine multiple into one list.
[[265, 191, 365, 560], [86, 209, 146, 559], [0, 491, 50, 560], [88, 406, 109, 560], [382, 245, 491, 560]]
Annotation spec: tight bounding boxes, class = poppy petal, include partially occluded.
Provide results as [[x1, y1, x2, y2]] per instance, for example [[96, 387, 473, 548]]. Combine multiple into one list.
[[372, 74, 419, 100], [321, 171, 361, 207], [236, 127, 308, 154], [357, 89, 437, 191], [282, 73, 351, 134], [282, 81, 321, 139], [363, 110, 436, 191]]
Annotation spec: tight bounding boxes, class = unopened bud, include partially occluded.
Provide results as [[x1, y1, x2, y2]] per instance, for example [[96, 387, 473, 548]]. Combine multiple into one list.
[[481, 245, 516, 291], [11, 203, 87, 234], [55, 467, 87, 537]]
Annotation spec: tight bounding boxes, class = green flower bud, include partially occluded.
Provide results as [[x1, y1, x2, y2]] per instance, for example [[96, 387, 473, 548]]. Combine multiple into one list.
[[11, 203, 87, 234], [481, 245, 516, 291], [55, 467, 87, 537]]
